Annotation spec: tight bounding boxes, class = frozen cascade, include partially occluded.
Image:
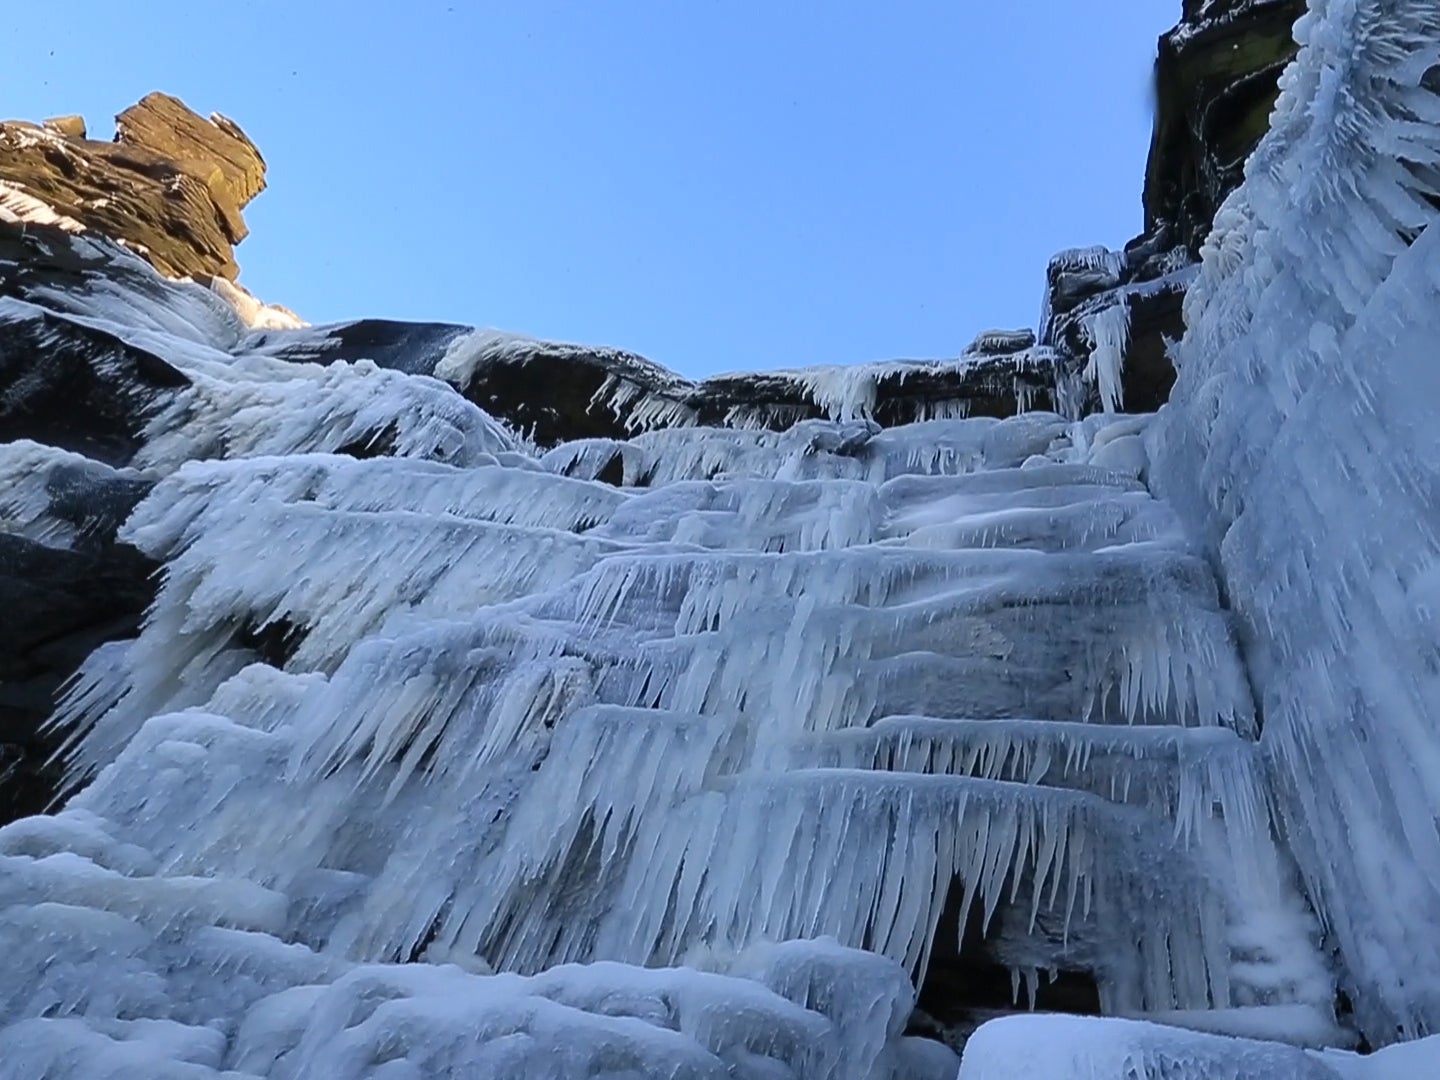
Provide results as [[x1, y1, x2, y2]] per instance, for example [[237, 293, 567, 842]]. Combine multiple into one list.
[[1146, 0, 1440, 1047], [0, 322, 1339, 1078], [952, 0, 1440, 1072], [15, 0, 1440, 1069]]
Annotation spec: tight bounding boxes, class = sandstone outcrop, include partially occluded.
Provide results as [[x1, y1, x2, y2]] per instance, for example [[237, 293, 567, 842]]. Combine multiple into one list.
[[0, 92, 265, 282]]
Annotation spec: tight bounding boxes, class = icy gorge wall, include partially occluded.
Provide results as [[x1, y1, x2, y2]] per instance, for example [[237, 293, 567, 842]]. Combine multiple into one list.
[[3, 1, 1440, 1078], [1149, 0, 1440, 1045]]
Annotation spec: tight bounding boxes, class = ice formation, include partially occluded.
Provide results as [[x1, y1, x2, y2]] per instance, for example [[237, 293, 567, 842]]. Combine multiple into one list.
[[5, 0, 1440, 1076], [0, 257, 1339, 1073], [1148, 0, 1440, 1044], [0, 363, 1338, 1078]]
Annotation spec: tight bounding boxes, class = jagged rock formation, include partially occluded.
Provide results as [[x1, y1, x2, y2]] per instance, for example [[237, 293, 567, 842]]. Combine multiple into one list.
[[1145, 0, 1306, 256], [0, 92, 265, 282]]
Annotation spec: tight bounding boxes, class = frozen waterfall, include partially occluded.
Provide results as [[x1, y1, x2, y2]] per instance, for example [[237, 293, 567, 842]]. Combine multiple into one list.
[[0, 354, 1333, 1077], [1148, 0, 1440, 1046], [5, 0, 1440, 1076]]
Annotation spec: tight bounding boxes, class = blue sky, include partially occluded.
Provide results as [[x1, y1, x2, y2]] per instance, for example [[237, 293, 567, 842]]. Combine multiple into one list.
[[7, 2, 1174, 378]]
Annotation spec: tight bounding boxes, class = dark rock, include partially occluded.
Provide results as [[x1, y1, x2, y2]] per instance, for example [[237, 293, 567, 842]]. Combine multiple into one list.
[[1117, 282, 1185, 412], [0, 92, 265, 281], [0, 297, 189, 467], [1043, 251, 1191, 416], [429, 332, 1066, 448], [244, 318, 473, 376], [0, 463, 157, 825], [1144, 0, 1305, 255], [39, 459, 154, 545]]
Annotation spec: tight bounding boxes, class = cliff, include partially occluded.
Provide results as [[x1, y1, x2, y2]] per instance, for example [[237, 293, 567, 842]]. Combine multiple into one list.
[[6, 4, 1404, 1077]]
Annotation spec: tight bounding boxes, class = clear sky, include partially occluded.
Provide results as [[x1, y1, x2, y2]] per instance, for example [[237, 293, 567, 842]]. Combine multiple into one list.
[[6, 2, 1175, 378]]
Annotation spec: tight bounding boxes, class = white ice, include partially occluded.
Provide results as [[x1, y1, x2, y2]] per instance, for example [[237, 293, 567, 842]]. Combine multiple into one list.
[[8, 0, 1440, 1074]]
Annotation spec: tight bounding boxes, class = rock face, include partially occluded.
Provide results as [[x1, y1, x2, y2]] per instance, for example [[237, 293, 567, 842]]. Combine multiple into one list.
[[431, 330, 1065, 447], [1032, 1, 1308, 414], [1144, 0, 1306, 256], [0, 452, 156, 823], [0, 92, 265, 281], [1038, 242, 1193, 417]]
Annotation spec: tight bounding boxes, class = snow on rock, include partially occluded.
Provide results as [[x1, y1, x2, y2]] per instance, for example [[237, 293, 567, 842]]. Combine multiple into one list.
[[958, 1014, 1344, 1080], [430, 326, 1069, 445], [957, 1016, 1440, 1080], [206, 277, 305, 331], [0, 179, 86, 233], [1321, 1035, 1440, 1080], [964, 329, 1037, 356]]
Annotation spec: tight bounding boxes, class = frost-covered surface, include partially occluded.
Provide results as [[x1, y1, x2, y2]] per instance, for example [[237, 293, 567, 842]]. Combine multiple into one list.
[[958, 1015, 1440, 1079], [0, 390, 1340, 1077], [1148, 0, 1440, 1045], [0, 179, 85, 233], [206, 277, 306, 331]]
